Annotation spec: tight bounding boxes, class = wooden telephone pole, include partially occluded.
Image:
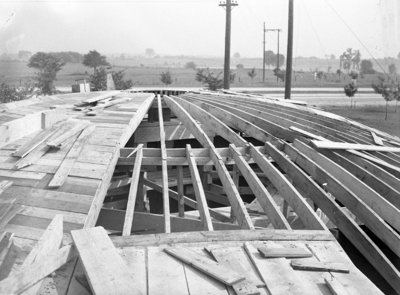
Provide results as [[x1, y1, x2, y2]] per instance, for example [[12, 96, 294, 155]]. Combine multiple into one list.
[[220, 0, 238, 89], [285, 0, 294, 99]]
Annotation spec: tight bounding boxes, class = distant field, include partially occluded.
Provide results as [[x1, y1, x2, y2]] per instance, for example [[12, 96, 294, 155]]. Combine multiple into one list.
[[324, 105, 400, 138], [0, 57, 386, 90]]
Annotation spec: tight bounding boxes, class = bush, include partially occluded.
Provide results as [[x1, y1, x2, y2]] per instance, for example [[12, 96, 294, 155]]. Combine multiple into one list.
[[160, 71, 173, 85], [90, 68, 107, 91], [184, 62, 197, 70], [0, 82, 33, 103], [195, 68, 223, 90], [112, 70, 133, 90]]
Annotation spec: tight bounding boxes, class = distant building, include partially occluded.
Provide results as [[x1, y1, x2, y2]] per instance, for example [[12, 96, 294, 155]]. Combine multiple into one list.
[[72, 79, 90, 93]]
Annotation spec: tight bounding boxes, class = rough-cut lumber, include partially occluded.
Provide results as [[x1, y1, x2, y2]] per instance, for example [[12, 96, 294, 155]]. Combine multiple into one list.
[[290, 259, 349, 273], [250, 144, 326, 230], [111, 229, 335, 247], [311, 140, 400, 152], [229, 144, 290, 229], [371, 131, 384, 146], [177, 165, 185, 217], [171, 95, 248, 147], [71, 226, 142, 295], [142, 178, 230, 223], [294, 140, 400, 233], [46, 120, 90, 148], [0, 233, 17, 280], [257, 247, 312, 258], [122, 144, 143, 236], [158, 95, 171, 233], [0, 244, 76, 295], [48, 125, 95, 188], [164, 96, 254, 229], [164, 246, 245, 286], [12, 123, 60, 158], [83, 90, 121, 104], [186, 144, 213, 231], [0, 180, 12, 195]]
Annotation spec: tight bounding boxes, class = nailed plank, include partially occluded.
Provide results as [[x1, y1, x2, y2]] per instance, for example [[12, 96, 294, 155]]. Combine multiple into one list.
[[0, 244, 76, 294], [71, 226, 141, 295], [158, 95, 171, 233], [257, 246, 312, 259], [48, 125, 95, 188], [186, 144, 213, 231], [164, 96, 253, 229], [290, 259, 349, 273], [164, 246, 245, 286], [122, 144, 143, 236], [250, 144, 326, 230], [243, 242, 316, 295], [311, 140, 400, 152], [230, 144, 290, 229]]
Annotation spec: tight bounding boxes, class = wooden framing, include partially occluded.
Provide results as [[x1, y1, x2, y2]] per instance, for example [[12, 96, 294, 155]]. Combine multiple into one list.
[[158, 95, 171, 233]]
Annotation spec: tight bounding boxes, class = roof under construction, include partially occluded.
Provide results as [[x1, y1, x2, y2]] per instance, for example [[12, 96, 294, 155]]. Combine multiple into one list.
[[0, 89, 399, 294]]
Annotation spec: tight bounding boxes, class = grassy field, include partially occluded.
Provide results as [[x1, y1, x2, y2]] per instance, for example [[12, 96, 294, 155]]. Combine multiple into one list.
[[0, 58, 385, 89], [324, 105, 400, 138]]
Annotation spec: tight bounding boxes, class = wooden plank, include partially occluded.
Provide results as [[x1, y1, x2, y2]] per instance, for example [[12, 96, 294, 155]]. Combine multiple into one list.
[[0, 244, 76, 294], [117, 247, 147, 294], [290, 259, 349, 273], [15, 141, 50, 169], [177, 165, 185, 217], [0, 233, 17, 280], [257, 246, 312, 258], [311, 140, 400, 152], [250, 144, 327, 230], [243, 242, 316, 295], [71, 226, 141, 295], [48, 125, 95, 188], [0, 180, 12, 195], [46, 120, 90, 148], [229, 144, 290, 229], [164, 246, 245, 286], [83, 90, 121, 104], [294, 140, 400, 233], [122, 144, 143, 236], [158, 95, 171, 233], [111, 229, 335, 247], [324, 276, 352, 295], [148, 246, 189, 295], [207, 246, 262, 294], [371, 131, 384, 146], [186, 144, 213, 231], [164, 96, 254, 229], [12, 124, 59, 158]]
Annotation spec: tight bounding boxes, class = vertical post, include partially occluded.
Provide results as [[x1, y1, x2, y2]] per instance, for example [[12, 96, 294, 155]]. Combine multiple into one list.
[[177, 166, 185, 217], [220, 0, 238, 89], [262, 22, 266, 82], [277, 29, 281, 69], [285, 0, 294, 99]]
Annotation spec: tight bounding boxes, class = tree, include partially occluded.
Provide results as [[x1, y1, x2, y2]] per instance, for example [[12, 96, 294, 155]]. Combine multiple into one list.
[[248, 68, 257, 84], [82, 50, 109, 73], [233, 52, 240, 59], [236, 64, 244, 70], [264, 50, 275, 68], [360, 59, 375, 75], [145, 48, 155, 57], [344, 82, 357, 108], [160, 71, 173, 85], [230, 70, 236, 83], [112, 70, 133, 90], [372, 76, 395, 120], [90, 68, 108, 91], [389, 63, 397, 76], [185, 61, 197, 70], [273, 68, 285, 82], [195, 68, 223, 90], [28, 52, 65, 95]]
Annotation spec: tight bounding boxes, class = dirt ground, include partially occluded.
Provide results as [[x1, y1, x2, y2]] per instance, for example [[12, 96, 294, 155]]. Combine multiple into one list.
[[323, 105, 400, 138]]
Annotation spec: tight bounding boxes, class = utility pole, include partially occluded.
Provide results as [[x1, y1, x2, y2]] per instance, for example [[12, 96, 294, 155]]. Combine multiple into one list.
[[219, 0, 238, 89], [266, 28, 281, 82], [263, 22, 266, 82], [285, 0, 294, 99]]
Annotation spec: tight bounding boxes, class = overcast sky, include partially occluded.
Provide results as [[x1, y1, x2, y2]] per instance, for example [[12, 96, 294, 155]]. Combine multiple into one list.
[[0, 0, 398, 58]]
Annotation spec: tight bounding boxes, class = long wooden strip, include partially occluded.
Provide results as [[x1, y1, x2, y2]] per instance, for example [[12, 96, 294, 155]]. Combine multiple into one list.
[[177, 165, 185, 217], [13, 124, 60, 158], [371, 131, 384, 146], [71, 226, 141, 294], [48, 125, 95, 188], [0, 233, 17, 280], [46, 120, 90, 148], [122, 144, 143, 236], [164, 96, 254, 229], [0, 245, 76, 295], [229, 144, 291, 229], [257, 247, 312, 259], [158, 95, 171, 233], [186, 144, 213, 231], [83, 90, 121, 104], [290, 259, 349, 273], [324, 276, 352, 295], [0, 181, 12, 195], [164, 246, 245, 286], [311, 140, 400, 152], [294, 140, 400, 233], [250, 144, 327, 230]]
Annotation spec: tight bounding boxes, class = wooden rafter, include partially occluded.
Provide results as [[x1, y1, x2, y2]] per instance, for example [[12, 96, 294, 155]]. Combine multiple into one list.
[[164, 96, 254, 229]]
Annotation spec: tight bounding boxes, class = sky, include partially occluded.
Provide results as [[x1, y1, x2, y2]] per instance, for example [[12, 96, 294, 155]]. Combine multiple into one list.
[[0, 0, 398, 58]]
